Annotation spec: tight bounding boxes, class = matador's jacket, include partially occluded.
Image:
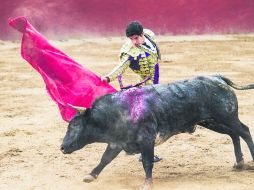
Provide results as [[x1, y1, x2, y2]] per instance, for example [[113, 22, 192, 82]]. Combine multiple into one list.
[[105, 29, 161, 85]]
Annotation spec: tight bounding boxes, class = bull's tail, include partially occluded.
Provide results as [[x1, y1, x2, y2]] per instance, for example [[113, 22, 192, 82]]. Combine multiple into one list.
[[216, 75, 254, 90]]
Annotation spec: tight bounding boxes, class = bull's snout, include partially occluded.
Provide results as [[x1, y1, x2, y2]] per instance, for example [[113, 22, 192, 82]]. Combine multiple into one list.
[[60, 144, 73, 154], [60, 145, 67, 154]]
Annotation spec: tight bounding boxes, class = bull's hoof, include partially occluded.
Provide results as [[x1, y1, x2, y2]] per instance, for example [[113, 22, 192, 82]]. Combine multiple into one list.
[[233, 160, 245, 170], [83, 174, 96, 183], [233, 160, 254, 171], [140, 179, 153, 190], [243, 161, 254, 170]]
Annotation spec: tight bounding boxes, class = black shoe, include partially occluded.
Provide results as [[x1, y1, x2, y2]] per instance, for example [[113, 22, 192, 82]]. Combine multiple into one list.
[[139, 155, 162, 162], [153, 155, 162, 162]]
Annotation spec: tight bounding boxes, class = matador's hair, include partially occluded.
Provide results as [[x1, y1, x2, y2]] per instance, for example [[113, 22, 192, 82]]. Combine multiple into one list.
[[125, 21, 143, 37]]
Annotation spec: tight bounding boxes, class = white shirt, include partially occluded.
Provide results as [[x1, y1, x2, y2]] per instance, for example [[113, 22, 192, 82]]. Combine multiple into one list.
[[141, 36, 158, 54]]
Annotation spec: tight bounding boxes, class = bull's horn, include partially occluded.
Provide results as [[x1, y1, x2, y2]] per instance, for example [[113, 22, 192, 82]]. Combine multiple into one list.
[[67, 103, 86, 114]]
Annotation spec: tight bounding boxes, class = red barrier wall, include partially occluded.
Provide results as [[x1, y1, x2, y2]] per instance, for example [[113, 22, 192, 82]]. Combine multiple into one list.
[[1, 0, 254, 40]]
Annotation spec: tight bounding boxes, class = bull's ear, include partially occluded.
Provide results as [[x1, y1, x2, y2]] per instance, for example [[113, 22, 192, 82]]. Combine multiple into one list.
[[67, 103, 86, 115]]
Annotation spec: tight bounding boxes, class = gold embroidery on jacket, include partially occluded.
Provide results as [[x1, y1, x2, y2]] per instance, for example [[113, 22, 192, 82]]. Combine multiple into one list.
[[106, 29, 159, 85]]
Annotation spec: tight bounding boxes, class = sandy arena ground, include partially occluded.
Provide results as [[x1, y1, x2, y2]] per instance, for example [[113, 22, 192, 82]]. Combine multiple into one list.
[[1, 34, 254, 190]]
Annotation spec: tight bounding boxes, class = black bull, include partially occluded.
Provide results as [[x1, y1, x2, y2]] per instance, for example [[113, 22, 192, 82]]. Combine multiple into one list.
[[61, 75, 254, 188]]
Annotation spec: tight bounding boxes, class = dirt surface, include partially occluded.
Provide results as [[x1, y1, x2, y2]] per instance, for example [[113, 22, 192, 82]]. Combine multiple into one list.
[[1, 34, 254, 190]]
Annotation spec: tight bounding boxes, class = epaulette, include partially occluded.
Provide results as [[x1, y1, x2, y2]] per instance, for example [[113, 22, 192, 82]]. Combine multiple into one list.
[[143, 29, 155, 40], [119, 40, 141, 59]]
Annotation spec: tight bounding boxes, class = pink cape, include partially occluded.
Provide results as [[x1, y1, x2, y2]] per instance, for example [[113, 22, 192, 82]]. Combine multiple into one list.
[[9, 17, 117, 122]]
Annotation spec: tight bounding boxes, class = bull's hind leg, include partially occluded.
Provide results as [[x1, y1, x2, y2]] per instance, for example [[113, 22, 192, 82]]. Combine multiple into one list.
[[230, 135, 245, 169], [199, 120, 244, 167], [238, 122, 254, 160], [220, 119, 254, 169]]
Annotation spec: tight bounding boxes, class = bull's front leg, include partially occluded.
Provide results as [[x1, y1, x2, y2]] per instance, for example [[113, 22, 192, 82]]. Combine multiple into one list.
[[83, 144, 122, 183], [139, 141, 155, 190]]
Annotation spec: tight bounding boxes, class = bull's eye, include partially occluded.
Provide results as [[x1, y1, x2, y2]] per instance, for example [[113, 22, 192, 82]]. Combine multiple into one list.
[[72, 120, 79, 127]]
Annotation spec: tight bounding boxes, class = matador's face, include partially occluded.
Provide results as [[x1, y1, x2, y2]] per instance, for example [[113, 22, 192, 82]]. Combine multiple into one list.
[[129, 33, 145, 47]]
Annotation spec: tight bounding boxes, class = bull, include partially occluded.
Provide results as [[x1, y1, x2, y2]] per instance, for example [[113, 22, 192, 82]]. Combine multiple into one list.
[[60, 75, 254, 190]]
